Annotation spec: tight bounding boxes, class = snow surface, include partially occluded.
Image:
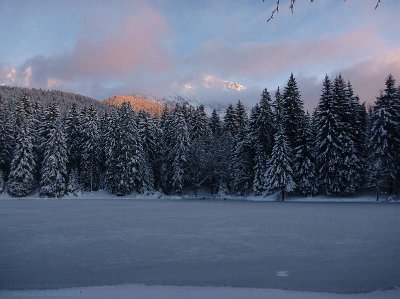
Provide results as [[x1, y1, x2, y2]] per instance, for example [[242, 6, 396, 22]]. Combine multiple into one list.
[[1, 284, 399, 299], [0, 188, 393, 202], [0, 196, 399, 296]]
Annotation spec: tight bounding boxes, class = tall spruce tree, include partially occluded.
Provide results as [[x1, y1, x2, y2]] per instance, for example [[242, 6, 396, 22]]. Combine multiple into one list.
[[160, 105, 174, 193], [368, 74, 400, 195], [251, 89, 275, 194], [282, 73, 306, 151], [208, 109, 225, 194], [188, 105, 211, 194], [105, 103, 142, 195], [294, 114, 317, 196], [264, 124, 296, 201], [170, 105, 190, 195], [0, 102, 15, 177], [40, 120, 68, 197], [315, 75, 342, 194], [65, 103, 81, 171], [80, 105, 100, 191], [7, 122, 36, 197]]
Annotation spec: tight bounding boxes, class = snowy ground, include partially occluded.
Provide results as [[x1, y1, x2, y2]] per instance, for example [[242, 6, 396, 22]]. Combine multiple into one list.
[[0, 197, 399, 298], [1, 284, 400, 299]]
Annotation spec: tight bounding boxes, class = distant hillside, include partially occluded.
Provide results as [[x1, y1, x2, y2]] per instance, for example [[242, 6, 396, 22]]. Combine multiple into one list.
[[0, 86, 107, 113], [104, 95, 165, 116]]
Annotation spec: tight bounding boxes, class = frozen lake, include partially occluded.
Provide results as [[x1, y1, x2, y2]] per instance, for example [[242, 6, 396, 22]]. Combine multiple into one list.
[[0, 198, 399, 293]]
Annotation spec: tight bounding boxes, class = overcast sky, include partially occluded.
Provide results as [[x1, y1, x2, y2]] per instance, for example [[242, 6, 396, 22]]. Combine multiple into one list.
[[0, 0, 399, 110]]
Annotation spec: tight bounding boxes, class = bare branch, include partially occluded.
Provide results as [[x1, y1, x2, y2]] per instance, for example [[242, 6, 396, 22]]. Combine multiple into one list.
[[266, 0, 381, 22], [266, 0, 280, 22], [289, 0, 295, 14]]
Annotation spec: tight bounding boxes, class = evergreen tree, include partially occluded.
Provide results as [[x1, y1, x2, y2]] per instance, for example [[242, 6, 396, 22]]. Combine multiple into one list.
[[333, 75, 362, 194], [67, 168, 80, 196], [251, 89, 275, 194], [257, 88, 275, 157], [264, 124, 296, 201], [170, 105, 190, 195], [235, 100, 248, 137], [368, 74, 400, 195], [37, 101, 60, 159], [0, 102, 15, 177], [106, 103, 142, 195], [208, 109, 225, 194], [138, 111, 157, 192], [14, 94, 34, 130], [7, 122, 36, 197], [282, 73, 306, 151], [223, 104, 238, 135], [209, 109, 222, 136], [65, 103, 81, 170], [188, 105, 211, 194], [103, 110, 118, 192], [231, 101, 251, 194], [294, 114, 317, 196], [80, 105, 100, 191], [160, 105, 174, 193], [40, 120, 68, 197], [314, 75, 342, 194]]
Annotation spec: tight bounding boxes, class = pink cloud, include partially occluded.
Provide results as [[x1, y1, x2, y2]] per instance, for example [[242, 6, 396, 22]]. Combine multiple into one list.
[[21, 5, 173, 86], [188, 28, 384, 79]]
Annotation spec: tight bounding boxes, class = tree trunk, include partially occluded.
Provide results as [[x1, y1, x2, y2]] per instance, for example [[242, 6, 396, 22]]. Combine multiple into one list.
[[282, 189, 285, 202]]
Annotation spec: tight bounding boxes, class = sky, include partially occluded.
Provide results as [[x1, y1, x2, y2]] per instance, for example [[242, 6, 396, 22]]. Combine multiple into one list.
[[0, 0, 399, 111]]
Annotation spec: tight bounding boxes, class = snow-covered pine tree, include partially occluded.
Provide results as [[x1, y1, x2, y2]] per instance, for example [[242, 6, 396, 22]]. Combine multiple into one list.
[[0, 102, 16, 177], [14, 94, 34, 130], [37, 101, 61, 161], [107, 103, 142, 195], [7, 122, 36, 197], [208, 109, 225, 194], [252, 144, 266, 194], [188, 105, 211, 195], [282, 73, 306, 151], [137, 111, 156, 193], [333, 75, 362, 194], [294, 113, 317, 196], [209, 109, 222, 137], [367, 74, 400, 196], [251, 89, 275, 194], [264, 124, 296, 201], [235, 100, 248, 137], [80, 105, 100, 192], [65, 103, 81, 171], [67, 167, 80, 196], [223, 104, 238, 136], [170, 105, 190, 195], [40, 120, 68, 197], [160, 104, 174, 194], [103, 110, 118, 192], [345, 82, 368, 187], [231, 101, 252, 194], [314, 75, 342, 194], [257, 88, 275, 157], [367, 103, 392, 199], [249, 104, 265, 194], [273, 87, 283, 125]]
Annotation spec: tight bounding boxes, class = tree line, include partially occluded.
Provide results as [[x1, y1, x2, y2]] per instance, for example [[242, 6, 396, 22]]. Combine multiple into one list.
[[0, 73, 399, 199]]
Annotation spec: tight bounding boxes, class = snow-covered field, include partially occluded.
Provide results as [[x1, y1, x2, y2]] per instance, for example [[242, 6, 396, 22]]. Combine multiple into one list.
[[0, 197, 399, 298], [1, 284, 399, 299]]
